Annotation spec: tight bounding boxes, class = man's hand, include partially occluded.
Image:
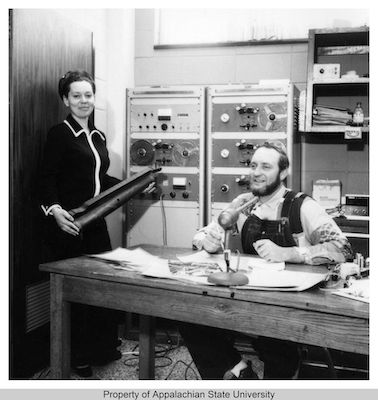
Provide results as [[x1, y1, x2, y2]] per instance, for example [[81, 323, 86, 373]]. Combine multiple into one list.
[[52, 208, 80, 236], [202, 225, 223, 253], [253, 239, 293, 262]]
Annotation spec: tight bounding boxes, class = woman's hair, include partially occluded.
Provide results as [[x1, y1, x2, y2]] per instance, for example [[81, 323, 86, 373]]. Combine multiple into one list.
[[58, 70, 96, 100]]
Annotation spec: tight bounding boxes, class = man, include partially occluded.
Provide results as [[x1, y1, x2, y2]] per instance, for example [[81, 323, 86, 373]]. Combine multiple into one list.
[[179, 141, 352, 380]]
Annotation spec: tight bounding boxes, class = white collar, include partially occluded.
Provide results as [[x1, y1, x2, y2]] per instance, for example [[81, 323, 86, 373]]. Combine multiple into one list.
[[256, 185, 287, 209], [63, 119, 105, 141]]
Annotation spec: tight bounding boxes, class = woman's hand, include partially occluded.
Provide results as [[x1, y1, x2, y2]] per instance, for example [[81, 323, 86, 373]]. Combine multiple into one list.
[[52, 208, 80, 236]]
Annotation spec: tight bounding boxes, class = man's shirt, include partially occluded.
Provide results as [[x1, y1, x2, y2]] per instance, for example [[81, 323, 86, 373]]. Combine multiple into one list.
[[193, 186, 352, 265]]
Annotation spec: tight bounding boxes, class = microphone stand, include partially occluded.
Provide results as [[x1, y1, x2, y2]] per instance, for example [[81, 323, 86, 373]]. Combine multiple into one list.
[[207, 198, 256, 286]]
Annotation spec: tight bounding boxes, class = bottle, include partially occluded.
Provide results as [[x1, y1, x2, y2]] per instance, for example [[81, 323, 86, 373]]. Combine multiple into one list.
[[352, 102, 364, 126]]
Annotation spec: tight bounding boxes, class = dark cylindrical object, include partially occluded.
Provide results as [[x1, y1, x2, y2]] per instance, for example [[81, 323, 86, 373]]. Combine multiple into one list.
[[218, 208, 239, 230], [217, 197, 257, 230], [69, 168, 161, 230]]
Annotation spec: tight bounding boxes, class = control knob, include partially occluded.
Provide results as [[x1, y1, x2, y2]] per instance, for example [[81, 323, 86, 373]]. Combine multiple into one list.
[[220, 113, 230, 123], [220, 149, 230, 159], [221, 184, 229, 193]]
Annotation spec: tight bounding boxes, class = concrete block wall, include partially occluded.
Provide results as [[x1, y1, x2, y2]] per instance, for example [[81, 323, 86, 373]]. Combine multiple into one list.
[[134, 9, 369, 198]]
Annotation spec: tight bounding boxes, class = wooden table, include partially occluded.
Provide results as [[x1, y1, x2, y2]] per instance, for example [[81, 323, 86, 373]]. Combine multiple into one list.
[[39, 245, 369, 379]]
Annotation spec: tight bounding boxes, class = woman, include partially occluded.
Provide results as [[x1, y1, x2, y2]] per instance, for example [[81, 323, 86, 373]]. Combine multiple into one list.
[[39, 70, 122, 377]]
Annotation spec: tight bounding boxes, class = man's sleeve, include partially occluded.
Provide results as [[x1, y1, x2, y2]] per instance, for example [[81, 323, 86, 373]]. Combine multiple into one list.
[[192, 221, 224, 250], [300, 198, 353, 265]]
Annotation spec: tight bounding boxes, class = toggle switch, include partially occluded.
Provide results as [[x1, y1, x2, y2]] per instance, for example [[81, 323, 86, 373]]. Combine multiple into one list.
[[236, 139, 247, 149], [235, 175, 249, 186]]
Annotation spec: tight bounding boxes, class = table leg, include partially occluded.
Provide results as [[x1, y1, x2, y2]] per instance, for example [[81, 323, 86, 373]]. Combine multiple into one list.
[[50, 274, 71, 379], [139, 314, 155, 379]]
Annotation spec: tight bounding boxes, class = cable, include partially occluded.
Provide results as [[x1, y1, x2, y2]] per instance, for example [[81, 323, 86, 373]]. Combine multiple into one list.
[[122, 330, 198, 379], [34, 366, 51, 379], [164, 359, 200, 380], [122, 342, 179, 370], [160, 194, 167, 245]]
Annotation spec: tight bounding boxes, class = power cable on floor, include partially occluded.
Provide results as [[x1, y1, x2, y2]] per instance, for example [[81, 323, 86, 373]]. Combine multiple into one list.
[[164, 359, 200, 380]]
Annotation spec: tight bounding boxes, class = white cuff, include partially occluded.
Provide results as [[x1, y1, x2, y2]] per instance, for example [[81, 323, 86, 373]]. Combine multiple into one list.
[[192, 231, 206, 250], [295, 247, 311, 264], [41, 204, 62, 216]]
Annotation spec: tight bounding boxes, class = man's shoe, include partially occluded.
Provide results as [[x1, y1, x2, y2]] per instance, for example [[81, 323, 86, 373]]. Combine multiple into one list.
[[223, 360, 259, 380], [73, 364, 93, 378], [91, 349, 122, 366]]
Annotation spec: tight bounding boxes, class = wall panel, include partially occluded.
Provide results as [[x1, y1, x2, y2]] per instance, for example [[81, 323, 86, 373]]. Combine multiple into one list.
[[10, 9, 93, 377]]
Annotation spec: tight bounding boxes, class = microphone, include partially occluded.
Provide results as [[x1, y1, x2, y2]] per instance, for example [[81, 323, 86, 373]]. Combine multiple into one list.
[[207, 196, 257, 287], [218, 197, 257, 230], [218, 207, 240, 231]]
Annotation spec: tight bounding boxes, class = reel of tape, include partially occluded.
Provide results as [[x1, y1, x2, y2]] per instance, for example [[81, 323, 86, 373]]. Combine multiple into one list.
[[130, 140, 155, 166], [172, 141, 199, 166], [257, 103, 287, 131]]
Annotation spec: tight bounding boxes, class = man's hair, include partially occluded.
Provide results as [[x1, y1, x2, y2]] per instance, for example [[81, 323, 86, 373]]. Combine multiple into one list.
[[256, 141, 289, 172], [58, 70, 96, 100]]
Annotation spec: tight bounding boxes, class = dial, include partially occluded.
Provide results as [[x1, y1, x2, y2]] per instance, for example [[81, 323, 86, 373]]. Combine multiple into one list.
[[220, 149, 230, 159], [220, 113, 230, 123]]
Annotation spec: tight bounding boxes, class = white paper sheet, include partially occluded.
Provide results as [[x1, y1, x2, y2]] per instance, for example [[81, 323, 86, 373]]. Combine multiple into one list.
[[237, 270, 327, 291], [88, 247, 169, 274], [177, 250, 284, 272], [332, 279, 369, 303], [88, 247, 326, 292]]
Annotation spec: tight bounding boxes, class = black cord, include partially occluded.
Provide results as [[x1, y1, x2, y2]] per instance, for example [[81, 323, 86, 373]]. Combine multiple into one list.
[[185, 360, 200, 380], [122, 330, 199, 379], [123, 342, 179, 369], [34, 366, 51, 379], [164, 359, 200, 380], [160, 194, 167, 245]]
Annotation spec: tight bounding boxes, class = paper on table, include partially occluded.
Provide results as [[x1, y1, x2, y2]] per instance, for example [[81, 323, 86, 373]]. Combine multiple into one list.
[[332, 279, 369, 303], [237, 270, 327, 291], [89, 248, 324, 291], [247, 258, 284, 271], [142, 265, 326, 291], [88, 247, 170, 274], [177, 250, 284, 271]]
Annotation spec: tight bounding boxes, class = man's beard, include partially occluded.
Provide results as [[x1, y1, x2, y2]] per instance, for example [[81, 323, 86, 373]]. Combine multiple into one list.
[[250, 173, 282, 197]]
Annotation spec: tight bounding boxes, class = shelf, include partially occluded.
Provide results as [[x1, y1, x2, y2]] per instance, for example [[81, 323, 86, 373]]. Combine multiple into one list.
[[311, 78, 369, 85], [308, 126, 369, 133], [305, 27, 369, 133]]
